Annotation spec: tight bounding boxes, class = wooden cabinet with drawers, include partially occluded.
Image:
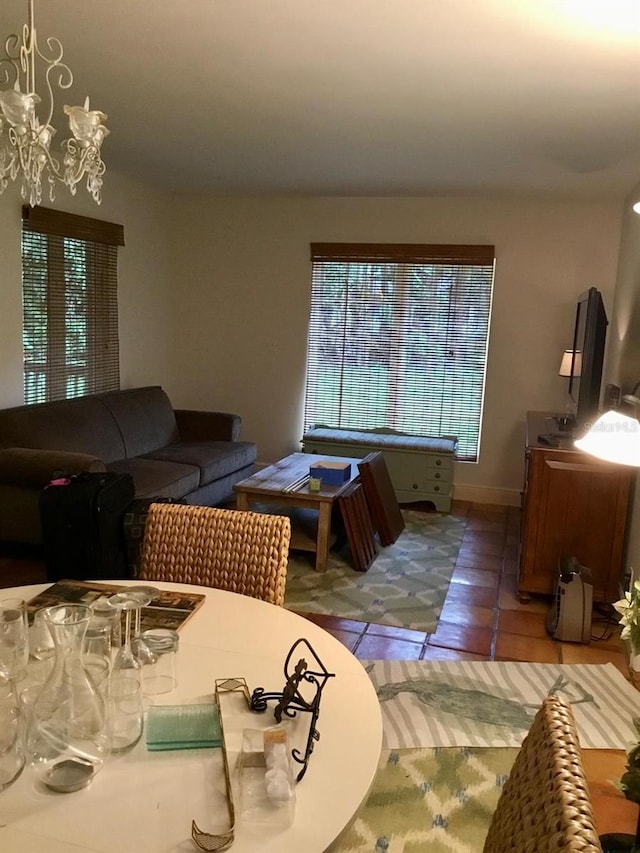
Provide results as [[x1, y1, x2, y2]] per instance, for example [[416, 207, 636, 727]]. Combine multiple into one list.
[[518, 411, 634, 603]]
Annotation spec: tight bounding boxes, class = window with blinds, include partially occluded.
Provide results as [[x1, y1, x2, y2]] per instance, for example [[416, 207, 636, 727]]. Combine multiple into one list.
[[304, 243, 495, 462], [21, 205, 125, 405]]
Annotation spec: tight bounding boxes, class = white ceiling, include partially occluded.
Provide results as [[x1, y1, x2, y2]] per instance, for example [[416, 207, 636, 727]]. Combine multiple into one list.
[[2, 0, 640, 199]]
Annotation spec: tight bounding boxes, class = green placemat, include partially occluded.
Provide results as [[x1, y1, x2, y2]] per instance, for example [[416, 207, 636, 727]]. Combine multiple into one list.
[[146, 703, 221, 751]]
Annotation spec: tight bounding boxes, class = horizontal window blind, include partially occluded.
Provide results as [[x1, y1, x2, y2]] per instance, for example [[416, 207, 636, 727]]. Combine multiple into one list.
[[22, 205, 124, 405], [304, 243, 495, 462]]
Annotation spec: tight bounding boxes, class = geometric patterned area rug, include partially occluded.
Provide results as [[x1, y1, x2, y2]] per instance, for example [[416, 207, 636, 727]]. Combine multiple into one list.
[[334, 747, 517, 853], [284, 510, 466, 633], [365, 660, 640, 749]]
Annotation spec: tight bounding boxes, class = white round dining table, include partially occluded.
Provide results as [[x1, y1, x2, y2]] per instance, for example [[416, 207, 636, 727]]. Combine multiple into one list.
[[0, 580, 383, 853]]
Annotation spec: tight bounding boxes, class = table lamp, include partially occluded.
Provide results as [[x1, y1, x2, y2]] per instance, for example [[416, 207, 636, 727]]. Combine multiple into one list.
[[559, 350, 575, 378]]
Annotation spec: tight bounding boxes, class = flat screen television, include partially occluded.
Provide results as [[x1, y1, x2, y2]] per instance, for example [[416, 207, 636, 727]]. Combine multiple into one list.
[[568, 287, 608, 430]]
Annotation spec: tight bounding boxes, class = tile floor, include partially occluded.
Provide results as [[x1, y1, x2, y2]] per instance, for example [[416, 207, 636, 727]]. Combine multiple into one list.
[[0, 500, 631, 678], [299, 500, 632, 678]]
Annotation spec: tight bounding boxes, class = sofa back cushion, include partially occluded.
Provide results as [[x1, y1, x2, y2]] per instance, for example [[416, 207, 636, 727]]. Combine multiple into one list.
[[99, 386, 180, 458], [0, 396, 126, 462]]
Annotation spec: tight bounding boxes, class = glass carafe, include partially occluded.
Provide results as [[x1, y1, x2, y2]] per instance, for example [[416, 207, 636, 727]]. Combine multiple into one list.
[[26, 604, 110, 793]]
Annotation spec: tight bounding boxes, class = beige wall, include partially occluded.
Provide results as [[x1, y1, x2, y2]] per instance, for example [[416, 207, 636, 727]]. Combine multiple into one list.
[[165, 195, 623, 504], [607, 183, 640, 393], [0, 172, 176, 410], [0, 188, 625, 504]]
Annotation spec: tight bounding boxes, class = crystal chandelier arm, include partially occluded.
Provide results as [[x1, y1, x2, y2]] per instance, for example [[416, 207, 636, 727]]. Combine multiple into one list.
[[0, 34, 22, 88]]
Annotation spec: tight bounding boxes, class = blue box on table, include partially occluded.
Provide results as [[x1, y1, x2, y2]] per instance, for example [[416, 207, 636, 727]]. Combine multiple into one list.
[[309, 461, 351, 486]]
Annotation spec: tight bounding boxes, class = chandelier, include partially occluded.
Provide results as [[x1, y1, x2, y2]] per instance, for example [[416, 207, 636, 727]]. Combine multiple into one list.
[[0, 0, 108, 206]]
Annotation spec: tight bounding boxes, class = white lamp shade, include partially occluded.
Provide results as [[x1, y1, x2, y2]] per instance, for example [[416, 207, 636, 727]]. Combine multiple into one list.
[[559, 350, 573, 377], [559, 349, 581, 378], [574, 410, 640, 466]]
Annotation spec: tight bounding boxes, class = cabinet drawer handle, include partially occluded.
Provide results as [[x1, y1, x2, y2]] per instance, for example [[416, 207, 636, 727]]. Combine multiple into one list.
[[436, 459, 442, 466], [435, 472, 441, 479], [434, 485, 440, 491], [412, 483, 418, 490]]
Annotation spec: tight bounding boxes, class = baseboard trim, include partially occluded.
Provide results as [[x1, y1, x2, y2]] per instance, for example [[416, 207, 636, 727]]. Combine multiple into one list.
[[453, 484, 521, 507]]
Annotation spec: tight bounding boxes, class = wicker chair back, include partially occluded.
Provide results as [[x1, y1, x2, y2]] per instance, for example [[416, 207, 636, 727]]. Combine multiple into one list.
[[483, 694, 603, 852], [140, 503, 291, 607]]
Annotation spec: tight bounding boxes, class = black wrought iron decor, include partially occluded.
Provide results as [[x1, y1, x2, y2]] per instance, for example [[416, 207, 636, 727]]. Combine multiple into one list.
[[250, 637, 335, 781]]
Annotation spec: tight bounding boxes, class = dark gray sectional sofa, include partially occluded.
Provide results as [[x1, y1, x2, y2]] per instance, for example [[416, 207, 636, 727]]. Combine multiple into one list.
[[0, 386, 256, 545]]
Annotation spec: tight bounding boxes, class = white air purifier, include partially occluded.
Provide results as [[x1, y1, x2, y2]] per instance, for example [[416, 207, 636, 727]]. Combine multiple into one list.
[[546, 555, 593, 644]]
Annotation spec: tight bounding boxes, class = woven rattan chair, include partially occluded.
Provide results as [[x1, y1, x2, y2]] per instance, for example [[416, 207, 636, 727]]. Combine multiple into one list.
[[139, 503, 291, 607], [483, 694, 603, 853]]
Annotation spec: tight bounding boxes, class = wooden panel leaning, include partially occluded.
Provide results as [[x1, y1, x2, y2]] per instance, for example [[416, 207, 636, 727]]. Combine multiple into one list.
[[139, 503, 291, 607], [357, 451, 405, 546], [483, 694, 603, 853], [337, 481, 378, 572]]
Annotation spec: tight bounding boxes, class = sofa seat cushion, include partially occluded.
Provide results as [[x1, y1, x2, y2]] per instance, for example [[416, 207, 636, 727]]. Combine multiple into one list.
[[108, 457, 200, 500], [143, 441, 256, 487]]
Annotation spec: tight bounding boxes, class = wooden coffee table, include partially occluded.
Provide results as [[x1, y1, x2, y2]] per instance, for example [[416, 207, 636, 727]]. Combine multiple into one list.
[[234, 452, 362, 572]]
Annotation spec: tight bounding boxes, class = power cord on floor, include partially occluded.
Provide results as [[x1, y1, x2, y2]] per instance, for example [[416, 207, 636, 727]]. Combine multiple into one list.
[[590, 603, 620, 642]]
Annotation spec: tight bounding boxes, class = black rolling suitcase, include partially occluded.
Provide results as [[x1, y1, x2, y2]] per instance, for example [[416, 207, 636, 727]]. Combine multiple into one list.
[[39, 472, 135, 582]]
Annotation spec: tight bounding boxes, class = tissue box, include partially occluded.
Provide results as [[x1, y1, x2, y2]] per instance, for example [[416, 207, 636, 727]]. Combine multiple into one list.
[[238, 726, 296, 827], [309, 461, 351, 485]]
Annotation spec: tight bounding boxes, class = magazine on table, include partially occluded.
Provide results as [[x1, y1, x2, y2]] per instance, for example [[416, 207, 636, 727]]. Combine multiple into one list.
[[26, 579, 206, 632]]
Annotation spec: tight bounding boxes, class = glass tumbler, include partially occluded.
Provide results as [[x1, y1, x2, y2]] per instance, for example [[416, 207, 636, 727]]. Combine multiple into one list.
[[0, 598, 29, 682], [0, 677, 25, 790], [89, 597, 122, 650], [108, 672, 144, 752], [140, 629, 179, 696]]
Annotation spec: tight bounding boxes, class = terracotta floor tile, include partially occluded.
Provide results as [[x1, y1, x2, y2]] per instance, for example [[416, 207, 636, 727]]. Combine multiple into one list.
[[589, 625, 624, 649], [323, 628, 361, 653], [427, 621, 493, 656], [439, 601, 496, 630], [559, 641, 630, 671], [421, 646, 489, 662], [354, 634, 423, 660], [460, 530, 505, 557], [468, 501, 508, 512], [494, 631, 560, 663], [504, 536, 519, 559], [449, 500, 472, 517], [497, 609, 549, 639], [498, 578, 549, 614], [297, 612, 367, 635], [502, 558, 518, 577], [592, 631, 626, 653], [455, 550, 503, 573], [449, 566, 500, 590], [507, 509, 521, 531], [444, 581, 499, 609], [364, 623, 427, 644], [464, 517, 506, 534]]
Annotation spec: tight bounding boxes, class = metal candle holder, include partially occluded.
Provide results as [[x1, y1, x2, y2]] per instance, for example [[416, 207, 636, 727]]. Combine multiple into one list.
[[250, 637, 335, 781]]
